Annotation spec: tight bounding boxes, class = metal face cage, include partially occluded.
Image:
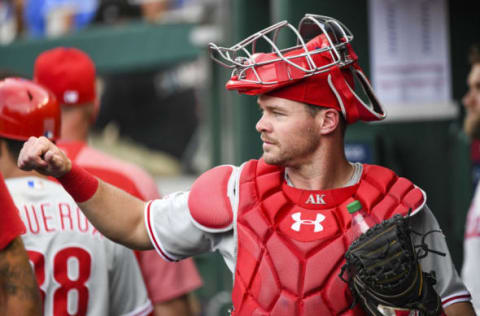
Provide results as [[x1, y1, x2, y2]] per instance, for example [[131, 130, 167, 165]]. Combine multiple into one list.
[[208, 14, 355, 86]]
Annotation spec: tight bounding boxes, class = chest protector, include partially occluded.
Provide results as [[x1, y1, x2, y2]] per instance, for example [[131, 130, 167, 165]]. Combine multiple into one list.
[[231, 159, 426, 316]]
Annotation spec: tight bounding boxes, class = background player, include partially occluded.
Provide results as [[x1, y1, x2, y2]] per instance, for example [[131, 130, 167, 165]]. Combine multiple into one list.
[[0, 77, 153, 315], [0, 172, 42, 316], [462, 42, 480, 314], [34, 46, 203, 316]]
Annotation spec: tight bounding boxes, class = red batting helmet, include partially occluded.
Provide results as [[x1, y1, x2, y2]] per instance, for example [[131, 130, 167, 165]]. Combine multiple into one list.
[[209, 14, 385, 124], [0, 78, 61, 141]]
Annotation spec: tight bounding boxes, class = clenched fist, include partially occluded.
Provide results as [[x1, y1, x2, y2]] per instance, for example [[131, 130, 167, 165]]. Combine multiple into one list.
[[18, 136, 72, 178]]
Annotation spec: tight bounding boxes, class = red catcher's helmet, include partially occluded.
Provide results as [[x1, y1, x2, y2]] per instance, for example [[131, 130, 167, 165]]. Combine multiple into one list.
[[0, 78, 60, 141], [208, 14, 385, 124]]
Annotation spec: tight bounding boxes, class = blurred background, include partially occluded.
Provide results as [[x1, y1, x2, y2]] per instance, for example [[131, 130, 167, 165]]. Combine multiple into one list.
[[1, 0, 479, 314]]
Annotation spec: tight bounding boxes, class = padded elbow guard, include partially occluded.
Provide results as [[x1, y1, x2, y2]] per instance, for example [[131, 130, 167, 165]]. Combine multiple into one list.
[[188, 165, 235, 232]]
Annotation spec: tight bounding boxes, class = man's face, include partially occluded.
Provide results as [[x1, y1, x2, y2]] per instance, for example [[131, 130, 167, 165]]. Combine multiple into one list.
[[463, 63, 480, 139], [256, 95, 320, 167]]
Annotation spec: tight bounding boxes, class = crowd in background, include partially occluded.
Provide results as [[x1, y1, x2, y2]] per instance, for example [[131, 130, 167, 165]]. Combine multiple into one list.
[[0, 0, 220, 177], [0, 0, 216, 43]]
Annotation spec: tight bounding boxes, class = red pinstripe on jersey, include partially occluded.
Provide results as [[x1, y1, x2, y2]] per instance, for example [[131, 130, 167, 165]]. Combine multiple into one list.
[[145, 201, 176, 262]]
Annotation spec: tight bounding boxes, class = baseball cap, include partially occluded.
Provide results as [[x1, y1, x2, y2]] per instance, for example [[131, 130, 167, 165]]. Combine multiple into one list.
[[34, 47, 96, 106]]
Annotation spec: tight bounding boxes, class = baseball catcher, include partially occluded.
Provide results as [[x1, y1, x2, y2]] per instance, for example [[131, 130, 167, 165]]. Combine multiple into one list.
[[341, 211, 446, 316], [16, 12, 475, 316]]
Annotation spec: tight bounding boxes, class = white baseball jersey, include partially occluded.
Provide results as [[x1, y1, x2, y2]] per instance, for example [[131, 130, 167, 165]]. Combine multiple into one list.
[[463, 182, 480, 313], [145, 163, 471, 310], [6, 176, 153, 316]]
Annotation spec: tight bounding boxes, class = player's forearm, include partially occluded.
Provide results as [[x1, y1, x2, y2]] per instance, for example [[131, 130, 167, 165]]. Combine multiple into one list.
[[154, 294, 198, 316], [56, 164, 152, 250], [0, 237, 42, 316], [444, 302, 476, 316], [153, 294, 196, 316], [17, 138, 153, 249], [78, 179, 153, 250]]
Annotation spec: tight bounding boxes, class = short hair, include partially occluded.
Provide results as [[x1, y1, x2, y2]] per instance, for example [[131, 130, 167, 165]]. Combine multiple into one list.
[[469, 43, 480, 65], [0, 137, 24, 162], [304, 103, 346, 136], [0, 69, 23, 80], [304, 103, 323, 117]]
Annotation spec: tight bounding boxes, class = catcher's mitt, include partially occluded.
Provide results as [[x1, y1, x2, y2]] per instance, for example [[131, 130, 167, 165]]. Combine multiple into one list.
[[340, 214, 444, 316]]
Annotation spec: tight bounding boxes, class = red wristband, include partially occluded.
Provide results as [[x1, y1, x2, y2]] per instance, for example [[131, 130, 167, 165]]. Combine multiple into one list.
[[58, 164, 99, 203]]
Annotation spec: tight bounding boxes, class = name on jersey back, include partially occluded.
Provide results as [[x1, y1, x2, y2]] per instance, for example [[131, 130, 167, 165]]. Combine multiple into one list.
[[18, 202, 102, 236]]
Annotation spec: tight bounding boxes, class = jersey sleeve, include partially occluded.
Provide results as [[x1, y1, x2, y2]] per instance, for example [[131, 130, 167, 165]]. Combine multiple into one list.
[[0, 173, 25, 250], [462, 183, 480, 313], [145, 191, 226, 261], [109, 243, 153, 316], [137, 251, 203, 302], [144, 166, 239, 274], [410, 205, 472, 309]]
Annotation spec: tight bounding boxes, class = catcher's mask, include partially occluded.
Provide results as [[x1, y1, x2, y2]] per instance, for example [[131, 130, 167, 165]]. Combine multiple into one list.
[[208, 14, 385, 124]]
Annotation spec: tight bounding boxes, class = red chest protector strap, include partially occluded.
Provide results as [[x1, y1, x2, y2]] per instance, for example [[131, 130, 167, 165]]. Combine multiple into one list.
[[359, 164, 426, 220], [188, 165, 235, 232]]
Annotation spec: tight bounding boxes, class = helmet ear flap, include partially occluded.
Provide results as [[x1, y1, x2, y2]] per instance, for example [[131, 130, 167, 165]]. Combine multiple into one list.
[[350, 68, 385, 122], [327, 66, 385, 124]]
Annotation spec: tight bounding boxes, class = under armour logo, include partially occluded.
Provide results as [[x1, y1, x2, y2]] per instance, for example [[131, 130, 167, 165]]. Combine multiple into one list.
[[305, 194, 327, 205], [291, 212, 326, 232]]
